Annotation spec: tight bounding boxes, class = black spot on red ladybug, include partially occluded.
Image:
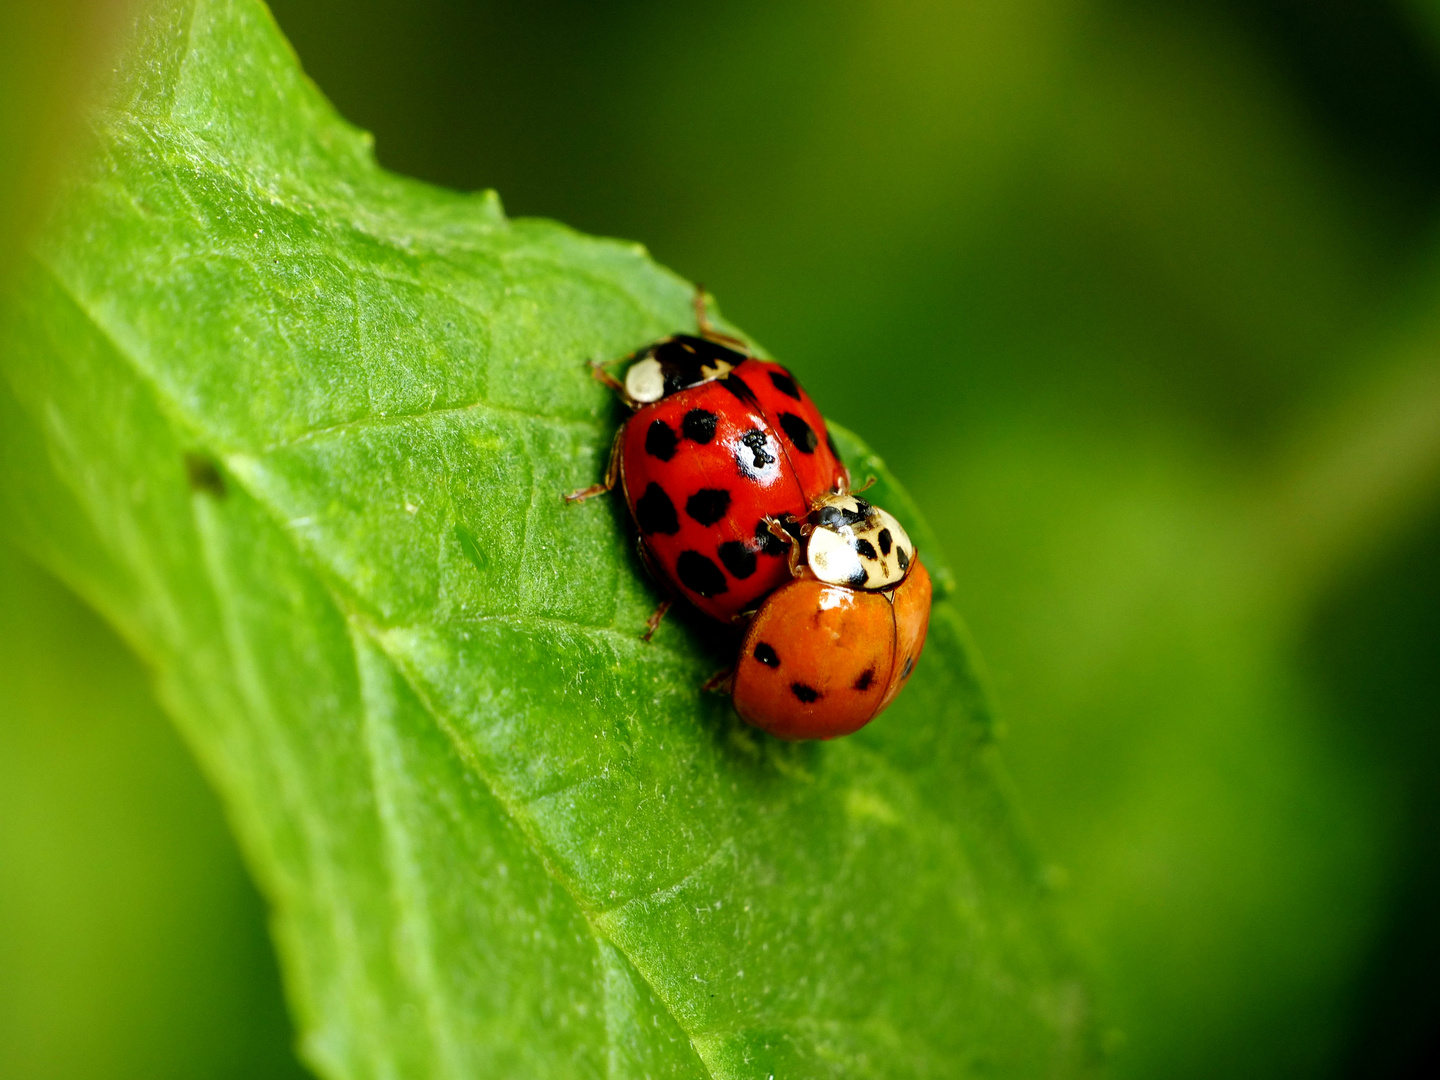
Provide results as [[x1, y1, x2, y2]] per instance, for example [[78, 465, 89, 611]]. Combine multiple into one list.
[[768, 370, 802, 400], [645, 419, 677, 461], [896, 546, 910, 572], [877, 528, 893, 556], [718, 540, 757, 579], [755, 519, 786, 556], [686, 488, 731, 525], [753, 642, 780, 668], [635, 483, 679, 535], [677, 550, 728, 597], [779, 412, 818, 453], [854, 538, 878, 560], [790, 682, 821, 703], [719, 373, 759, 406], [737, 429, 776, 475], [901, 655, 915, 679], [682, 408, 717, 444], [853, 668, 875, 691]]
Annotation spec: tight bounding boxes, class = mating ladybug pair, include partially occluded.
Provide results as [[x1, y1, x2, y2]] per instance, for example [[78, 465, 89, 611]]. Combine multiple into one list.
[[567, 293, 931, 740]]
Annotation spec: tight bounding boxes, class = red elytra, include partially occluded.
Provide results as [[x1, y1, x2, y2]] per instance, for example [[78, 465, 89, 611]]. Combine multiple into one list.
[[573, 330, 849, 625], [731, 555, 932, 740]]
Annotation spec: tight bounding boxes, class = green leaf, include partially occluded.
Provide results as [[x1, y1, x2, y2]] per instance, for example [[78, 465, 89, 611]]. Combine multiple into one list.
[[0, 0, 1095, 1076]]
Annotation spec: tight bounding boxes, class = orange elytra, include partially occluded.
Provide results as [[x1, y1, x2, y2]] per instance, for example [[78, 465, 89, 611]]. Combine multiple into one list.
[[731, 554, 932, 740]]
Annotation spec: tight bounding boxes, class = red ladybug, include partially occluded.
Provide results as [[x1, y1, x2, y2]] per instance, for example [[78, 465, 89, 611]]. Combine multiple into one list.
[[568, 296, 848, 633], [729, 494, 932, 739]]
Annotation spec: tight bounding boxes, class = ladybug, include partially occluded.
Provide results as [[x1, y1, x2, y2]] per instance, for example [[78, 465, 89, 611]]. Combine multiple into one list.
[[568, 293, 849, 633], [728, 493, 932, 739]]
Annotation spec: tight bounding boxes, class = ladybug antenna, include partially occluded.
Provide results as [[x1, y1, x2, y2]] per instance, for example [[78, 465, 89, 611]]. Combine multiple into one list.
[[692, 284, 751, 351], [851, 475, 878, 495]]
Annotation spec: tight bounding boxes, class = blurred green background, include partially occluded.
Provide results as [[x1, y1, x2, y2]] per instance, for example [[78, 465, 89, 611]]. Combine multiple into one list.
[[3, 0, 1439, 1077]]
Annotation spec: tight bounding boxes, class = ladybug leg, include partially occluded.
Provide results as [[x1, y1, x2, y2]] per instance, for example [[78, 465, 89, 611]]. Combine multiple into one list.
[[640, 598, 673, 643], [564, 428, 623, 503], [633, 537, 683, 642], [764, 516, 806, 579], [701, 667, 735, 694], [588, 358, 629, 398], [692, 284, 750, 351]]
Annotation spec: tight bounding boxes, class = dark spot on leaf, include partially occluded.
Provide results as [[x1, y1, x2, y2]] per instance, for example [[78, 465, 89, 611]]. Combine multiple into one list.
[[686, 487, 731, 526], [753, 642, 780, 668], [636, 483, 679, 535], [645, 419, 677, 461], [854, 538, 878, 560], [853, 668, 875, 691], [677, 551, 728, 597], [878, 528, 893, 556], [779, 412, 818, 453], [718, 540, 756, 579], [768, 369, 801, 400], [184, 452, 226, 497], [682, 408, 717, 444], [737, 429, 775, 475], [790, 682, 821, 703]]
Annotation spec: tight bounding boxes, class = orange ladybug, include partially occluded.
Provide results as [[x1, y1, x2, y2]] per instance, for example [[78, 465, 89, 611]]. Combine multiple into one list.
[[730, 493, 932, 740]]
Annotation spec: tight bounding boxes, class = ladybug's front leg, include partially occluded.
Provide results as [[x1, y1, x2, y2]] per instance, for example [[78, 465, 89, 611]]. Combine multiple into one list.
[[763, 515, 807, 580], [564, 428, 623, 504], [587, 358, 628, 397]]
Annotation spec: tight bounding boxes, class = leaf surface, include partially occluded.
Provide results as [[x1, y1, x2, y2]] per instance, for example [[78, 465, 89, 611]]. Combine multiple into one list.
[[0, 1, 1095, 1076]]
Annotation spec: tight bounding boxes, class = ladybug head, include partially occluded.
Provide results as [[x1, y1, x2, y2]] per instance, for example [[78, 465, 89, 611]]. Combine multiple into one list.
[[803, 493, 915, 591], [623, 334, 747, 404]]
